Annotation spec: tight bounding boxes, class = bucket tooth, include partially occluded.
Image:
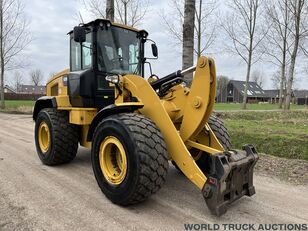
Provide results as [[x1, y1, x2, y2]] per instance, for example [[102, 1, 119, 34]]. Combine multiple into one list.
[[202, 144, 259, 216]]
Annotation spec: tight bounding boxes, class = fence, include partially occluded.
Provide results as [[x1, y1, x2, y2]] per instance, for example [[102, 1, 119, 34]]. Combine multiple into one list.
[[4, 93, 44, 101]]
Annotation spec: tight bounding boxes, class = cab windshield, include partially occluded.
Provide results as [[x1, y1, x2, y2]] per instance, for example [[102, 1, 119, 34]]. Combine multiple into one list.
[[97, 26, 141, 75]]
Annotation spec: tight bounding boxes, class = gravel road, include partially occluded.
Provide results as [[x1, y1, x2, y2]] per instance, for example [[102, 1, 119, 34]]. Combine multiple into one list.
[[0, 113, 307, 231]]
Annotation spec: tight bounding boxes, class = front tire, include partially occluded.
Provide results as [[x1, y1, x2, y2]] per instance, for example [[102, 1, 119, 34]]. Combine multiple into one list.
[[34, 108, 79, 165], [91, 113, 169, 205], [196, 115, 232, 174], [207, 115, 231, 150]]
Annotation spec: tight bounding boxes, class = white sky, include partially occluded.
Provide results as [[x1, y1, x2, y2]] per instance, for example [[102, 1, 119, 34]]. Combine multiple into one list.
[[10, 0, 308, 89]]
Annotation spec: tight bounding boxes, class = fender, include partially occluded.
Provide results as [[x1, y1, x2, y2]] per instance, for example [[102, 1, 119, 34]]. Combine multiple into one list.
[[87, 103, 144, 142], [33, 96, 57, 121]]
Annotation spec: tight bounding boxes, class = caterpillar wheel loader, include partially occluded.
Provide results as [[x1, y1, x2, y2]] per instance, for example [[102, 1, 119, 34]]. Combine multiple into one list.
[[33, 19, 258, 216]]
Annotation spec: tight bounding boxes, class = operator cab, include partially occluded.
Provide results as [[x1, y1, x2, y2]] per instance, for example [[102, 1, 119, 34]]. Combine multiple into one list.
[[67, 19, 157, 108]]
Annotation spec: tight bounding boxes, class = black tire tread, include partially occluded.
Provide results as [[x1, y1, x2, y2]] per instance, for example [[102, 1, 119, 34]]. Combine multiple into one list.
[[208, 115, 232, 150], [118, 113, 168, 204], [95, 113, 169, 205], [38, 108, 79, 165]]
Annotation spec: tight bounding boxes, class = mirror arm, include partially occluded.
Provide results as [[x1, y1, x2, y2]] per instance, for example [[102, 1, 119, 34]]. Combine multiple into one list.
[[144, 61, 153, 76]]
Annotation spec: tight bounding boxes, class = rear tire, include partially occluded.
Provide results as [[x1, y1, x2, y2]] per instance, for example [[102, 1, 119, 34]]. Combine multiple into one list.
[[34, 108, 79, 165], [172, 115, 232, 173], [91, 113, 169, 205]]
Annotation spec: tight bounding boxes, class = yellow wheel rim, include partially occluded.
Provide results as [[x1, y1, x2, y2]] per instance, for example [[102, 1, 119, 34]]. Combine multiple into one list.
[[99, 136, 127, 185], [38, 121, 50, 153]]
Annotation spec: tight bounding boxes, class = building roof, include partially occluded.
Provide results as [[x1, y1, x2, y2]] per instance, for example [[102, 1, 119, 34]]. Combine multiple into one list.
[[4, 85, 16, 93], [229, 80, 267, 97], [263, 90, 280, 98], [20, 85, 46, 94], [293, 90, 308, 98]]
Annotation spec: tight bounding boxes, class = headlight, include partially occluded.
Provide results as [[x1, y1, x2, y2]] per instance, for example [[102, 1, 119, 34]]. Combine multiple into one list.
[[62, 76, 68, 86], [106, 75, 119, 84]]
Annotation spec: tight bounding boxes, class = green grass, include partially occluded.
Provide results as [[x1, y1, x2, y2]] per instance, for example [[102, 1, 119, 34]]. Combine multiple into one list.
[[0, 100, 35, 113], [4, 100, 35, 108], [219, 111, 308, 160], [214, 103, 307, 111], [2, 101, 306, 111]]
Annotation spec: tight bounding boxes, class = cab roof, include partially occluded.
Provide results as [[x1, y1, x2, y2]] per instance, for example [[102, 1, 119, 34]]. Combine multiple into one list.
[[68, 19, 148, 36]]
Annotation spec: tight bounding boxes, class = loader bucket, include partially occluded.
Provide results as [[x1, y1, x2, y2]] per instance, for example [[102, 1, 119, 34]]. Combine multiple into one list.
[[202, 145, 259, 216]]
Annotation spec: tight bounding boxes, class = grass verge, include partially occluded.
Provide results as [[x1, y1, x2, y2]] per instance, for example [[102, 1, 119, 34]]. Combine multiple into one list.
[[218, 110, 308, 161], [214, 103, 307, 111], [0, 100, 34, 114]]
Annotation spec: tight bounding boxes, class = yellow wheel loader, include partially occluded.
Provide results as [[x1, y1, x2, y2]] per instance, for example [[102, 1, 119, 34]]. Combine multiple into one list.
[[33, 19, 258, 216]]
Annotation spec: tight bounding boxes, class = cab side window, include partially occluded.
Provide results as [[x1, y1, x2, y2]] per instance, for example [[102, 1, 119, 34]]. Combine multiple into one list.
[[70, 32, 92, 71], [71, 39, 81, 71], [82, 33, 92, 69]]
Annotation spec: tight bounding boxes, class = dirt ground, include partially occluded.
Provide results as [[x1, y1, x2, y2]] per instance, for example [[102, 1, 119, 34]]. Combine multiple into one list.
[[0, 113, 307, 231]]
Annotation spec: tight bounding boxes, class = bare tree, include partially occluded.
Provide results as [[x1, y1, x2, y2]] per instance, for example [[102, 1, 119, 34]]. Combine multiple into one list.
[[106, 0, 114, 21], [115, 0, 148, 26], [182, 0, 196, 84], [216, 75, 229, 102], [271, 70, 281, 89], [81, 0, 105, 19], [12, 71, 23, 92], [264, 0, 292, 108], [82, 0, 148, 27], [251, 69, 265, 88], [195, 0, 217, 57], [162, 0, 217, 57], [299, 3, 308, 57], [0, 0, 31, 109], [285, 0, 308, 109], [222, 0, 267, 109], [30, 69, 44, 86]]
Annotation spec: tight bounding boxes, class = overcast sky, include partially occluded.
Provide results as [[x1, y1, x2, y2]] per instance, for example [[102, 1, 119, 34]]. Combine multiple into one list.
[[14, 0, 308, 89]]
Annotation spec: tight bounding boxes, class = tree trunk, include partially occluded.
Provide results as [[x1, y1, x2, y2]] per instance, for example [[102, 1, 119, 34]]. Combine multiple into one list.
[[197, 0, 202, 58], [240, 1, 258, 110], [220, 85, 223, 102], [285, 0, 302, 110], [0, 68, 4, 109], [106, 0, 115, 21], [241, 30, 253, 110], [285, 47, 298, 109], [278, 62, 286, 108], [182, 0, 196, 85], [124, 2, 127, 25], [278, 0, 288, 109], [0, 0, 4, 109], [242, 54, 252, 109]]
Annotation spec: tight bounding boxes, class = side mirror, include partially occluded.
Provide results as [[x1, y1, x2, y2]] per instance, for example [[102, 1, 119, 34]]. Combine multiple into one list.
[[73, 26, 86, 43], [151, 43, 158, 57]]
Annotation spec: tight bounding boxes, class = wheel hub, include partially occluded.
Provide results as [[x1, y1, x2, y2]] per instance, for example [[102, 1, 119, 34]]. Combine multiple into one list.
[[38, 121, 50, 153], [99, 136, 127, 185]]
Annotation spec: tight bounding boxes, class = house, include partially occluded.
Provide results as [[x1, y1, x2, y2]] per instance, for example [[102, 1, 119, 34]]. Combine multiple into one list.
[[217, 80, 268, 103], [293, 90, 308, 105], [263, 89, 280, 104], [20, 85, 46, 94], [4, 85, 16, 94]]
